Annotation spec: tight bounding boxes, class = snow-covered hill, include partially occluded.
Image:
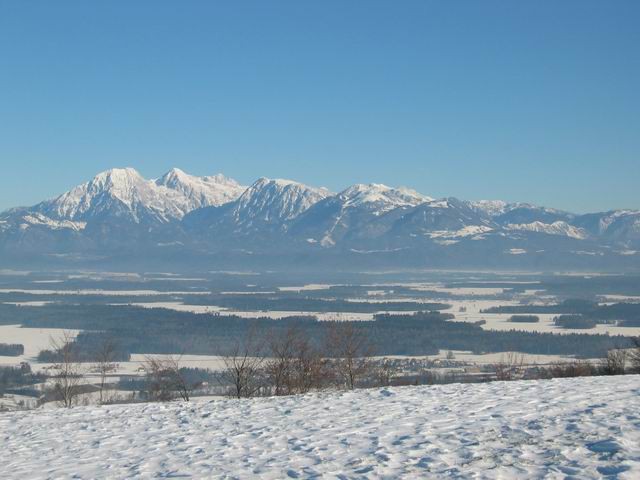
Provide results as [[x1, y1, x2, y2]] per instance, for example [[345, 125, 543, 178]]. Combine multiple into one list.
[[2, 376, 639, 479]]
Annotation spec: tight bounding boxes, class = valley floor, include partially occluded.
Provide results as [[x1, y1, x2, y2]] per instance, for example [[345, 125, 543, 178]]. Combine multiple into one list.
[[2, 376, 640, 479]]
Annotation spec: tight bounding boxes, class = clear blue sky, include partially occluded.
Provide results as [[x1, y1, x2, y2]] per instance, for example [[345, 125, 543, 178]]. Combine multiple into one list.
[[0, 1, 638, 213]]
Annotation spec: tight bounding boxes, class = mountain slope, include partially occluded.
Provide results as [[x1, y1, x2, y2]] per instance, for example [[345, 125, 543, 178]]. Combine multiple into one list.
[[0, 167, 245, 255], [183, 177, 331, 242], [156, 168, 246, 211], [290, 183, 431, 247], [32, 167, 244, 225]]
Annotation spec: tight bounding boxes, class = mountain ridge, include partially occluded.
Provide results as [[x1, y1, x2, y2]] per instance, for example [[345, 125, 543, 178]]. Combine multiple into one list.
[[1, 167, 639, 270]]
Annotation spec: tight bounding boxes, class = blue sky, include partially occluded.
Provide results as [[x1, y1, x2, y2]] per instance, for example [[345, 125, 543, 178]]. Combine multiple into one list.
[[0, 1, 638, 213]]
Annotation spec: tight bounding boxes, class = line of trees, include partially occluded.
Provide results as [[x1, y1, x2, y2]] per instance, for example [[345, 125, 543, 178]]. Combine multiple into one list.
[[218, 322, 377, 399], [0, 343, 24, 356], [42, 332, 121, 408], [6, 302, 636, 358], [493, 340, 640, 382], [25, 328, 640, 408]]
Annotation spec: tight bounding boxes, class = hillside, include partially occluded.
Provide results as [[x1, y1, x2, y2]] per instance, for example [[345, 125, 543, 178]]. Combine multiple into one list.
[[2, 376, 639, 479]]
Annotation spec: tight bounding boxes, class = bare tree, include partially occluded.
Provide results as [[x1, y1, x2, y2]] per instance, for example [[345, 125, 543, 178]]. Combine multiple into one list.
[[143, 355, 193, 402], [599, 349, 627, 375], [94, 338, 118, 404], [48, 331, 84, 408], [265, 326, 328, 396], [324, 322, 375, 390], [265, 327, 298, 396], [547, 359, 595, 378], [219, 328, 265, 398], [168, 356, 193, 402], [292, 332, 328, 394], [373, 358, 397, 387], [630, 337, 640, 374], [493, 352, 525, 381]]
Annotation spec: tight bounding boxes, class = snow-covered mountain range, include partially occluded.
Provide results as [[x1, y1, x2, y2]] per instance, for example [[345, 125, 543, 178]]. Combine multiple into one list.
[[1, 167, 639, 269], [31, 167, 245, 225]]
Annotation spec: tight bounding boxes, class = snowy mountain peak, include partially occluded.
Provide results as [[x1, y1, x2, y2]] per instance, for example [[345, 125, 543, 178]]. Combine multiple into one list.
[[92, 167, 144, 183], [471, 200, 509, 216], [156, 168, 245, 209], [232, 177, 331, 223], [38, 167, 160, 221], [85, 167, 150, 201], [157, 167, 190, 184], [339, 183, 431, 212], [32, 167, 245, 225]]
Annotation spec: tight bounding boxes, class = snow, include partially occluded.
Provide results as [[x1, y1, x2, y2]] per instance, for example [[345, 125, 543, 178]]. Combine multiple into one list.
[[1, 376, 639, 479], [34, 167, 245, 224], [155, 167, 246, 209], [471, 199, 508, 216], [339, 183, 431, 212], [506, 221, 588, 239], [232, 177, 331, 223], [20, 213, 87, 231], [427, 225, 494, 239], [0, 325, 80, 365], [121, 301, 379, 321], [0, 288, 210, 296]]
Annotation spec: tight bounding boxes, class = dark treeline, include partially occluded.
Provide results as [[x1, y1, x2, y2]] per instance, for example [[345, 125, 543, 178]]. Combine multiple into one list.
[[0, 343, 24, 356], [484, 300, 640, 324], [538, 275, 640, 298], [483, 299, 598, 315], [553, 315, 597, 329], [0, 292, 185, 306], [184, 295, 450, 313], [373, 313, 634, 358], [508, 315, 540, 323], [37, 341, 130, 363], [298, 285, 457, 300], [0, 364, 46, 396], [1, 303, 635, 360]]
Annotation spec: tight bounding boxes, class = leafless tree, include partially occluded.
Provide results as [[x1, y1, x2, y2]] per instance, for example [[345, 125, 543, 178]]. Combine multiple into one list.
[[547, 359, 595, 378], [493, 352, 525, 381], [324, 322, 375, 390], [292, 332, 328, 394], [94, 338, 118, 404], [169, 357, 193, 402], [373, 358, 397, 387], [630, 338, 640, 374], [143, 355, 192, 402], [599, 349, 627, 375], [219, 328, 265, 398], [48, 331, 84, 408], [265, 327, 298, 396], [265, 326, 328, 396]]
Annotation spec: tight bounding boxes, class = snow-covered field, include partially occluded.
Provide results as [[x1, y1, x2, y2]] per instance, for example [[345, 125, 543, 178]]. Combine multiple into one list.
[[0, 325, 80, 365], [2, 376, 639, 479]]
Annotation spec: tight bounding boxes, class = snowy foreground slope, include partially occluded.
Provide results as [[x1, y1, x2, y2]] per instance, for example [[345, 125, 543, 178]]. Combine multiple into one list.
[[2, 377, 640, 479]]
